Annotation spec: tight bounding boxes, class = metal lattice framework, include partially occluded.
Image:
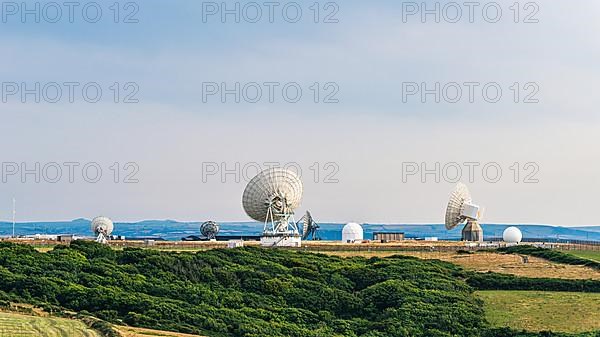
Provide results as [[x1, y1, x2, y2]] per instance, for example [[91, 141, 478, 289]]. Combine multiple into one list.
[[243, 168, 303, 234], [297, 211, 320, 240], [201, 221, 220, 240], [91, 216, 114, 244]]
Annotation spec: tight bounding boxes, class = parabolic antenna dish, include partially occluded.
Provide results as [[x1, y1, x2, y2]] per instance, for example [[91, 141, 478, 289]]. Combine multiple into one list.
[[201, 221, 220, 239], [298, 211, 320, 240], [242, 168, 303, 223], [91, 216, 114, 235], [445, 183, 472, 230]]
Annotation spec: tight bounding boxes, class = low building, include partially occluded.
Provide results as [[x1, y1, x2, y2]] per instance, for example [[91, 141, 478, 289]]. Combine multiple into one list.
[[57, 235, 74, 243], [373, 232, 405, 242], [227, 240, 244, 248]]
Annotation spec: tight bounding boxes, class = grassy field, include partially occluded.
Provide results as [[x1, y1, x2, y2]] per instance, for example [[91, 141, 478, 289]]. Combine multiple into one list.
[[565, 250, 600, 262], [321, 251, 600, 280], [477, 290, 600, 333], [0, 311, 207, 337], [0, 312, 100, 337]]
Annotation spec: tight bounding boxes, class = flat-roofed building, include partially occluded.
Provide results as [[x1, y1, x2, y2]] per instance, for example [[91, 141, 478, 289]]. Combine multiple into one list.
[[57, 234, 74, 243], [373, 232, 405, 242]]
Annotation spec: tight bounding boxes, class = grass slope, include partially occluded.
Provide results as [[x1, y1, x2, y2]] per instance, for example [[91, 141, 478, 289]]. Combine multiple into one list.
[[566, 251, 600, 263], [477, 291, 600, 333], [0, 312, 100, 337], [321, 251, 600, 280], [2, 242, 600, 337], [498, 246, 600, 271]]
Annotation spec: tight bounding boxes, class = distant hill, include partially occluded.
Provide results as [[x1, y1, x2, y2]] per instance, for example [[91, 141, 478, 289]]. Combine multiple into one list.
[[572, 226, 600, 233], [318, 223, 600, 242], [1, 220, 600, 242]]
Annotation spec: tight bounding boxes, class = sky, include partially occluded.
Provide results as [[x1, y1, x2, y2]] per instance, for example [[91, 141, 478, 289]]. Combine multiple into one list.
[[0, 0, 599, 226]]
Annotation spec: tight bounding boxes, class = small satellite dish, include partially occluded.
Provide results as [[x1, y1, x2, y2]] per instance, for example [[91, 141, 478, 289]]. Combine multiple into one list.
[[201, 221, 220, 240], [91, 216, 114, 244], [445, 183, 483, 242], [503, 226, 522, 243], [296, 211, 320, 240], [243, 168, 303, 247]]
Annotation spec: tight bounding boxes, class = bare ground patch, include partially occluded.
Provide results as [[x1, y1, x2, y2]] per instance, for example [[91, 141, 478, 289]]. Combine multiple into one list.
[[321, 251, 600, 280]]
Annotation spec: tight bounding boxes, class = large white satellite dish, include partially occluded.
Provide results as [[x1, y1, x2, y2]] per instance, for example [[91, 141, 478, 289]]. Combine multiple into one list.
[[445, 183, 483, 242], [243, 168, 303, 247], [91, 216, 114, 244]]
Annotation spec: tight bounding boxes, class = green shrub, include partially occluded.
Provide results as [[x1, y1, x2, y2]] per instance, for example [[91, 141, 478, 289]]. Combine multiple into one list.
[[498, 246, 600, 270], [467, 272, 600, 292]]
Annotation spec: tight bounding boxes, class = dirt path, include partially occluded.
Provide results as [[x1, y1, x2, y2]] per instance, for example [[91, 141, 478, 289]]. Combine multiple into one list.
[[116, 326, 205, 337]]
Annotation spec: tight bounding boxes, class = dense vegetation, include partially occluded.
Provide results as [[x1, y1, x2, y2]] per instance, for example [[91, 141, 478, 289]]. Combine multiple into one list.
[[498, 246, 600, 270], [0, 242, 597, 337], [0, 242, 486, 337]]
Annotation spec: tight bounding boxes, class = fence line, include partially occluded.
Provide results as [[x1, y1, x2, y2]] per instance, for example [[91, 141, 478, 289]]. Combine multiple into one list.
[[3, 238, 600, 253]]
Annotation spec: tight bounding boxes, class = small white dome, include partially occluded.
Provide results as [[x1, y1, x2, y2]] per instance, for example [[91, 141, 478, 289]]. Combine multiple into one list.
[[503, 226, 522, 243], [342, 223, 363, 242]]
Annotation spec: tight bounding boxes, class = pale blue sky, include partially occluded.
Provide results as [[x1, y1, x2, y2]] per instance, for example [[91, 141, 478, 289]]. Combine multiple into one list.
[[1, 0, 599, 226]]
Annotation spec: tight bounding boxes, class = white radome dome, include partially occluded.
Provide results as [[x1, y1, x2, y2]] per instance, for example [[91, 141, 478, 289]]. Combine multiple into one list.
[[503, 226, 522, 243], [342, 223, 363, 243]]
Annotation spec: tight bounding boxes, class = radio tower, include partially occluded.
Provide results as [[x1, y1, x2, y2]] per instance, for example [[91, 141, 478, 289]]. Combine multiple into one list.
[[12, 198, 16, 238]]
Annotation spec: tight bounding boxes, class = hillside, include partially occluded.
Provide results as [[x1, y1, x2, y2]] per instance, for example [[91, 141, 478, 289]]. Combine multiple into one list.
[[478, 291, 600, 333], [0, 242, 598, 337], [0, 241, 485, 337], [323, 251, 600, 280], [116, 325, 205, 337], [0, 310, 207, 337]]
